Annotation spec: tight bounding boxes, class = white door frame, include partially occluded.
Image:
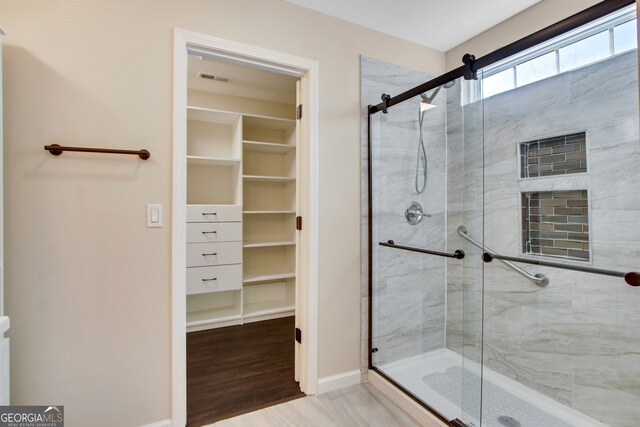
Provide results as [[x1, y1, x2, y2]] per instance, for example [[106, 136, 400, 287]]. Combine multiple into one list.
[[172, 29, 319, 427]]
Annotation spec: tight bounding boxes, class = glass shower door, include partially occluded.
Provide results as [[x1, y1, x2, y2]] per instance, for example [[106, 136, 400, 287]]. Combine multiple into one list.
[[456, 75, 485, 427], [477, 32, 640, 427], [369, 75, 485, 425]]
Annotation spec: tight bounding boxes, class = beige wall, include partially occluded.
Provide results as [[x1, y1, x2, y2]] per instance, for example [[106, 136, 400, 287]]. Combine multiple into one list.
[[0, 0, 444, 425], [445, 0, 602, 70]]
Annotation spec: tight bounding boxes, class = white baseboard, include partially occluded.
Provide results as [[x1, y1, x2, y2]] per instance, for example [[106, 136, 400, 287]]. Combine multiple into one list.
[[0, 337, 10, 405], [317, 369, 362, 395], [368, 371, 446, 427], [139, 419, 172, 427]]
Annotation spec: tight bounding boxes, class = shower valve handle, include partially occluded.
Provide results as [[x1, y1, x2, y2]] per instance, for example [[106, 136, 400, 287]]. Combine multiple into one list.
[[405, 201, 429, 225], [407, 209, 430, 218]]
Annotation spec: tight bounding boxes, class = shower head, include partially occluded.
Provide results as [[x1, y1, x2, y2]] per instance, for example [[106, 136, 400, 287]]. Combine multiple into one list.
[[419, 80, 455, 111], [420, 86, 441, 106], [419, 87, 440, 111]]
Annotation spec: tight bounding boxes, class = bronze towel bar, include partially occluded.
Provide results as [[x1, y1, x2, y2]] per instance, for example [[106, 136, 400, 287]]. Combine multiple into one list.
[[379, 240, 465, 260], [44, 144, 150, 160], [482, 252, 640, 287]]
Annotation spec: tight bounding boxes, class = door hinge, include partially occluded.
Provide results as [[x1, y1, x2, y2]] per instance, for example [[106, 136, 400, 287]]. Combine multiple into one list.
[[296, 104, 302, 119], [295, 328, 302, 343], [296, 216, 302, 231]]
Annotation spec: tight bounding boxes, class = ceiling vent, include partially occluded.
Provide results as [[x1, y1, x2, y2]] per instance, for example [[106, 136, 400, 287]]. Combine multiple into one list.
[[199, 72, 232, 83]]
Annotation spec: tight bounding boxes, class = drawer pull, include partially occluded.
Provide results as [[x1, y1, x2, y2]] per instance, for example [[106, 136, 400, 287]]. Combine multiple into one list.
[[202, 231, 218, 234], [202, 253, 218, 256], [202, 278, 218, 282], [202, 212, 217, 216]]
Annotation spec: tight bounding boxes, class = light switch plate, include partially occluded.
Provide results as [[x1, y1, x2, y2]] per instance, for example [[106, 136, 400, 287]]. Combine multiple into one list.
[[147, 203, 163, 228]]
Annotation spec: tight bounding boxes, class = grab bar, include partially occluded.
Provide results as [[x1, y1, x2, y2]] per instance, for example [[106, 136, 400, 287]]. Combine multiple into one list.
[[482, 252, 640, 287], [457, 226, 548, 287], [379, 240, 465, 259]]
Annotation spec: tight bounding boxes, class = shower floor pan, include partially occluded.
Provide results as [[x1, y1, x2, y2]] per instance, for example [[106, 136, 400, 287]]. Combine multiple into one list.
[[378, 348, 605, 427]]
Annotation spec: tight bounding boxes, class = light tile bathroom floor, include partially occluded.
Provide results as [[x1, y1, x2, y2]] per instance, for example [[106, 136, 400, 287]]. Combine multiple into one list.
[[208, 383, 420, 427]]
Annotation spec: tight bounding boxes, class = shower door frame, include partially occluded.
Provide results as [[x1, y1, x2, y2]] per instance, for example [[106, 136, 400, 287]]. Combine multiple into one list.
[[365, 1, 636, 425]]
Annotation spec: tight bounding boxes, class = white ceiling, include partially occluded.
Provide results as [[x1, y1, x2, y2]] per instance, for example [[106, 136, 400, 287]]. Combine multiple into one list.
[[188, 55, 298, 105], [285, 0, 541, 52]]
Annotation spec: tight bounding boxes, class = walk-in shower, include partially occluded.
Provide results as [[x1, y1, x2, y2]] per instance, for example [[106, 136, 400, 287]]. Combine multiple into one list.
[[364, 1, 640, 426]]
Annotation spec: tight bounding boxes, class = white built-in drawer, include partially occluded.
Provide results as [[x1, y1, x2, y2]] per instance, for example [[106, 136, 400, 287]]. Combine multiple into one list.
[[187, 222, 242, 243], [186, 264, 242, 295], [187, 205, 242, 223], [187, 242, 242, 267]]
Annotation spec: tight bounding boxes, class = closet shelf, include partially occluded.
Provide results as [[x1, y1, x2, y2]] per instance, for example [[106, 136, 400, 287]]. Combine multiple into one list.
[[243, 301, 295, 319], [243, 210, 296, 215], [187, 156, 241, 166], [243, 140, 296, 153], [243, 271, 295, 284], [187, 106, 241, 124], [243, 115, 295, 130], [243, 175, 296, 182], [186, 307, 242, 327], [243, 241, 296, 248], [187, 105, 294, 125]]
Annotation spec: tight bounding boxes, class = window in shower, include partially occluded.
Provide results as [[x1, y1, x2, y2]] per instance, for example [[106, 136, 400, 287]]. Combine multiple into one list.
[[519, 132, 587, 178], [521, 190, 590, 261], [465, 5, 637, 102]]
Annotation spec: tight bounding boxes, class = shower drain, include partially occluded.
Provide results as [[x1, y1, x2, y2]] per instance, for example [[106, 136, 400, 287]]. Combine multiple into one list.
[[497, 415, 521, 427]]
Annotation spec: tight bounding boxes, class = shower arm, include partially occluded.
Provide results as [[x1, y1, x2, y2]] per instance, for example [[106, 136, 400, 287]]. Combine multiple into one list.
[[457, 226, 549, 287]]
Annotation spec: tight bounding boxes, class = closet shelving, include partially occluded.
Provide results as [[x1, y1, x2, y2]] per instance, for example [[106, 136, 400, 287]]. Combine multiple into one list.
[[241, 113, 296, 322], [185, 104, 297, 331], [185, 106, 243, 331], [243, 278, 296, 320], [243, 210, 296, 214], [243, 140, 295, 153], [187, 156, 240, 166], [243, 175, 296, 182], [243, 271, 296, 284], [243, 241, 296, 248]]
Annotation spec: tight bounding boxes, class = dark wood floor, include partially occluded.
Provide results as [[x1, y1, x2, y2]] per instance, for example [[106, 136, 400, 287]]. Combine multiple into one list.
[[187, 316, 304, 426]]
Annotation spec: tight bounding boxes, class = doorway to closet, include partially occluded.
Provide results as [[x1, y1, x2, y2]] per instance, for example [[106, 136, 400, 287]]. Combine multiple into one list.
[[185, 52, 300, 426], [172, 31, 319, 427]]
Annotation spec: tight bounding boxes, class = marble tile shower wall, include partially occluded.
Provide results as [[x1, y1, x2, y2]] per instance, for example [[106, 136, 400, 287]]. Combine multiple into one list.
[[360, 57, 447, 374], [446, 51, 640, 426]]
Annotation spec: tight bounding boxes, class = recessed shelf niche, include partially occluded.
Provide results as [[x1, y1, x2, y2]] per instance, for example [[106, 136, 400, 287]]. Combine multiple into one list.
[[519, 132, 587, 179], [521, 190, 590, 261]]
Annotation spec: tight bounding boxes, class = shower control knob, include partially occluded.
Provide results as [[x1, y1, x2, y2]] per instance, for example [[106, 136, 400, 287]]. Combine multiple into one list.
[[405, 201, 430, 225]]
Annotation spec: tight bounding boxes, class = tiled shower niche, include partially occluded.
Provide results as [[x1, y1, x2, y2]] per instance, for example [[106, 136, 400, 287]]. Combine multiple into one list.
[[520, 132, 587, 178], [521, 190, 590, 261]]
